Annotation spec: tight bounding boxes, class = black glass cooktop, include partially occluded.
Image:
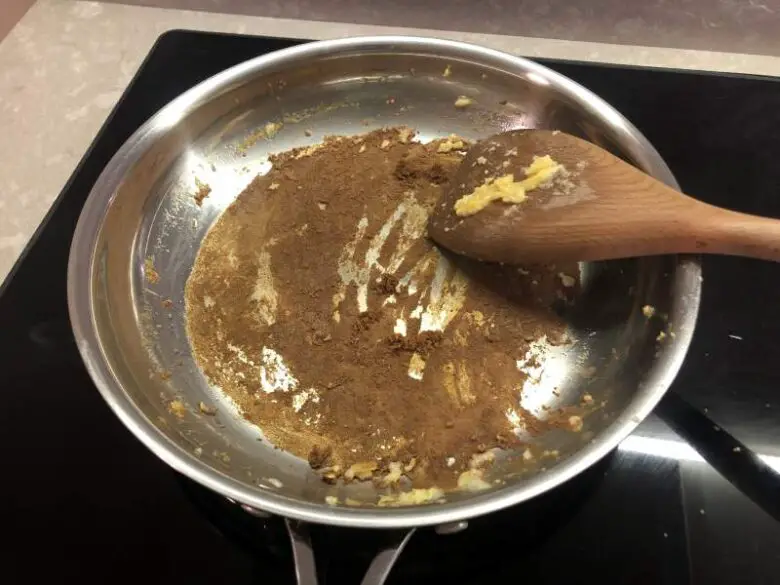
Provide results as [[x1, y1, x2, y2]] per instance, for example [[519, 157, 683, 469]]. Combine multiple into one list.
[[4, 30, 780, 584]]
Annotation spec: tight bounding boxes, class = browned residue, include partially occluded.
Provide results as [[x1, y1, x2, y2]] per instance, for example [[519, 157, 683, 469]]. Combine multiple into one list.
[[184, 127, 580, 489]]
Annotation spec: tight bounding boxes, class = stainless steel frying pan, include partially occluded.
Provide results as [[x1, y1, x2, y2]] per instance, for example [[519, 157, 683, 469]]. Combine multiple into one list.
[[67, 36, 701, 584]]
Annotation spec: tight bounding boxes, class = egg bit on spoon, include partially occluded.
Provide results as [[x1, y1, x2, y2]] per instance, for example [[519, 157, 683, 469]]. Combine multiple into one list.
[[428, 129, 780, 265]]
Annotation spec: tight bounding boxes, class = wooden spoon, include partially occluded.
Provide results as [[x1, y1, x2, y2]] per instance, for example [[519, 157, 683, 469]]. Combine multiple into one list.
[[428, 129, 780, 264]]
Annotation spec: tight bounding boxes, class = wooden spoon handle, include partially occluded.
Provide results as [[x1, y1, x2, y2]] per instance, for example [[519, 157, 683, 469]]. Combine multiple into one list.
[[694, 202, 780, 262], [492, 191, 780, 264], [597, 193, 780, 262]]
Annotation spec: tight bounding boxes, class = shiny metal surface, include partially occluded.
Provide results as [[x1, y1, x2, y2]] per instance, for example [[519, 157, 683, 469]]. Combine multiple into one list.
[[67, 36, 701, 529], [434, 521, 469, 535], [286, 520, 318, 585], [358, 529, 416, 585], [285, 520, 413, 585]]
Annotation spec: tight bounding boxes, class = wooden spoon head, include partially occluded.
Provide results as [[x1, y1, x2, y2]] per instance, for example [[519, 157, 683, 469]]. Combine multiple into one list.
[[428, 129, 673, 264]]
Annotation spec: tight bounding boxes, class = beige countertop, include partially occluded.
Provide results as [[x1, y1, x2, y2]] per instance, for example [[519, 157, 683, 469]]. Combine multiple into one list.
[[2, 0, 780, 284]]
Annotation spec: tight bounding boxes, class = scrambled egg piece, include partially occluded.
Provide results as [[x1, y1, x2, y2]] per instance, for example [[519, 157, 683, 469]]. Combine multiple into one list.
[[454, 155, 563, 217], [437, 135, 467, 153], [294, 143, 325, 159], [377, 487, 445, 507], [168, 399, 186, 418], [378, 462, 404, 487], [454, 96, 475, 108], [344, 461, 378, 481], [264, 121, 282, 139], [457, 469, 491, 491]]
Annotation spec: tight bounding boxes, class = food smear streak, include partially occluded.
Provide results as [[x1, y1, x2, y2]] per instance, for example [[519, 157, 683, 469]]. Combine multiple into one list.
[[454, 155, 564, 217]]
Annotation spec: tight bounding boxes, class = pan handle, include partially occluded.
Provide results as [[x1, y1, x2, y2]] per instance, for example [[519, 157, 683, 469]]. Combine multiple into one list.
[[358, 528, 416, 585], [657, 390, 780, 522], [286, 520, 319, 585], [284, 519, 416, 585]]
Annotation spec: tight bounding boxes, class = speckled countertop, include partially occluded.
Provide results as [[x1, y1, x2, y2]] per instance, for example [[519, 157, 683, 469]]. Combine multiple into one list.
[[2, 0, 780, 283]]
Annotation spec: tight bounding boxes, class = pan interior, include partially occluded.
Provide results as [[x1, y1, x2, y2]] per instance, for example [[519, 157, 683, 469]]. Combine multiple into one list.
[[81, 43, 699, 519]]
